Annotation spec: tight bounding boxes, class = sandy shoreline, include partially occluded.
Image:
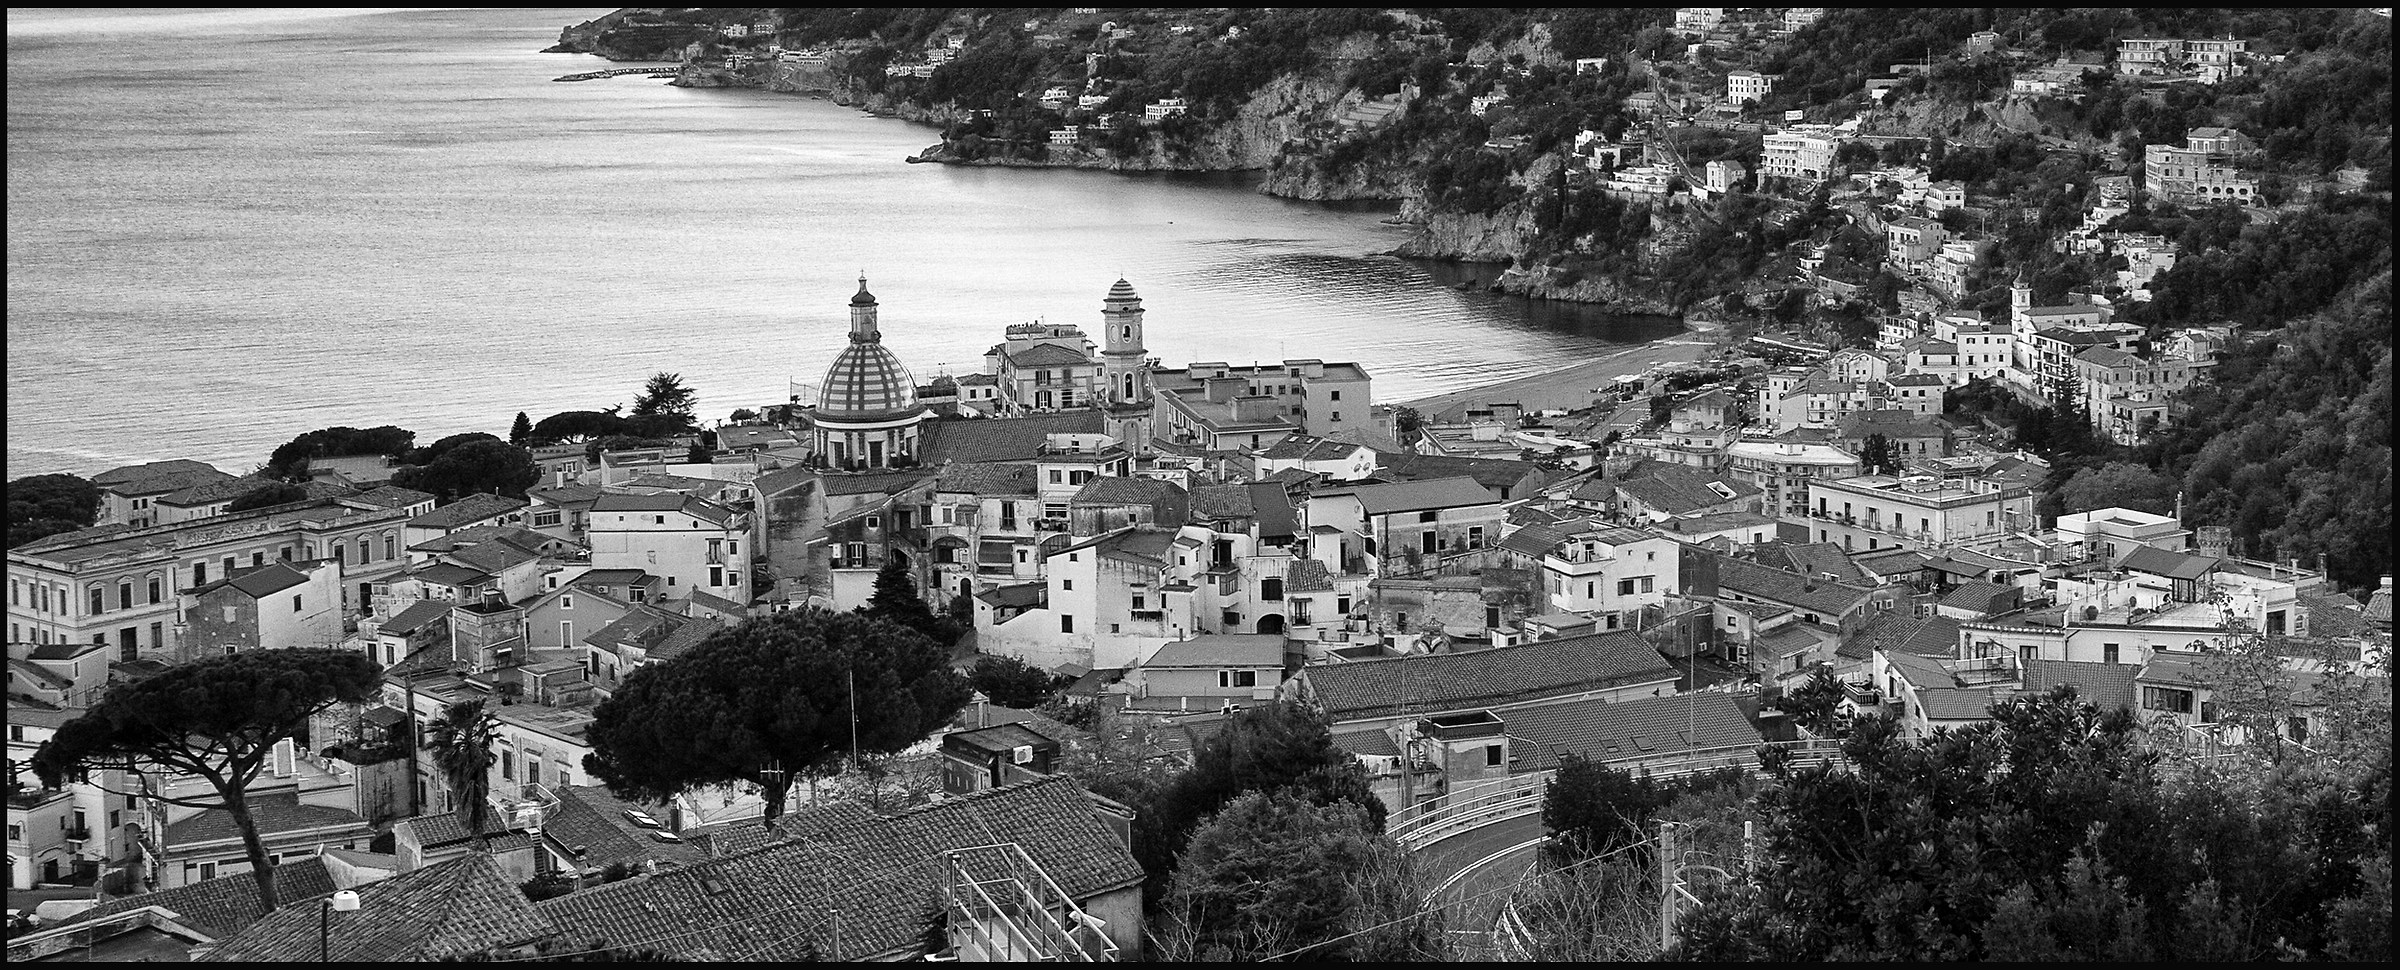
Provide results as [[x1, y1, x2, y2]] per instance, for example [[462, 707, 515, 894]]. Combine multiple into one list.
[[1398, 337, 1720, 416]]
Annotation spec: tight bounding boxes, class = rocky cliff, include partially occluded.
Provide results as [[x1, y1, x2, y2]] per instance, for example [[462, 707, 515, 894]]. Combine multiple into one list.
[[544, 11, 711, 61]]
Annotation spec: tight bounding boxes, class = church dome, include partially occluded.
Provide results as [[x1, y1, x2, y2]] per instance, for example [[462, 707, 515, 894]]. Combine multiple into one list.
[[818, 344, 922, 422], [815, 276, 925, 424], [1105, 278, 1140, 303]]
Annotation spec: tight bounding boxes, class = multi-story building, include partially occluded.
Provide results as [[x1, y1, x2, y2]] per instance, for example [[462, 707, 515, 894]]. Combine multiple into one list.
[[1151, 359, 1374, 451], [1761, 125, 1840, 181], [2143, 127, 2257, 205], [2070, 347, 2207, 444], [178, 560, 345, 659], [1781, 7, 1824, 33], [2118, 36, 2247, 82], [1800, 474, 2035, 554], [1307, 477, 1508, 572], [585, 493, 750, 609], [7, 489, 433, 661], [90, 461, 235, 528], [1724, 69, 1775, 104], [1498, 520, 1682, 619], [1674, 7, 1725, 34], [1724, 440, 1863, 519], [986, 322, 1104, 413], [1884, 216, 1947, 274]]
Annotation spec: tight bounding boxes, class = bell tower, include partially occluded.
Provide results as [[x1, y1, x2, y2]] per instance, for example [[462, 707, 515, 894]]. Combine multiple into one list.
[[1098, 279, 1154, 450]]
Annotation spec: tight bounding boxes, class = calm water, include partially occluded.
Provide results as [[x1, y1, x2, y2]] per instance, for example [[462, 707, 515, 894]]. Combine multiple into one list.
[[4, 8, 1682, 480]]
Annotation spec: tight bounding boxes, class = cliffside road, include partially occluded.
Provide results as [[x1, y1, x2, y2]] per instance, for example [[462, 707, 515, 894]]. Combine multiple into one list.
[[1400, 338, 1715, 417], [1416, 813, 1546, 932]]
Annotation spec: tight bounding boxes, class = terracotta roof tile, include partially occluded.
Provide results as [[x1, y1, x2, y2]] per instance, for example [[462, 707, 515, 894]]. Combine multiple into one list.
[[1298, 633, 1677, 722], [198, 854, 551, 962]]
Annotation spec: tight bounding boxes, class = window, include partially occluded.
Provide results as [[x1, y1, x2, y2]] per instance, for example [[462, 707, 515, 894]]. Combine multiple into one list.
[[561, 595, 574, 610], [1639, 576, 1654, 593], [1060, 615, 1074, 633], [2141, 686, 2194, 714], [89, 586, 105, 615], [1485, 744, 1503, 767], [148, 577, 163, 604], [655, 515, 667, 525], [709, 565, 724, 587], [293, 594, 304, 613], [1617, 579, 1635, 596], [385, 535, 397, 559], [866, 516, 880, 530], [1218, 669, 1258, 688], [500, 751, 514, 780], [1329, 390, 1341, 401], [1061, 579, 1073, 590], [357, 537, 372, 563], [1049, 470, 1063, 484], [2102, 643, 2120, 664], [119, 581, 134, 610], [333, 544, 345, 565]]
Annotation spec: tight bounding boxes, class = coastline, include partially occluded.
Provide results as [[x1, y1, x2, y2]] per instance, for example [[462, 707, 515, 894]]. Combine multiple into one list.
[[1397, 336, 1719, 417]]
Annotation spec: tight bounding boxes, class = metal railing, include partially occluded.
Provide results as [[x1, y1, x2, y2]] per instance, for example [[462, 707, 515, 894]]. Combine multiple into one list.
[[1389, 739, 1847, 850]]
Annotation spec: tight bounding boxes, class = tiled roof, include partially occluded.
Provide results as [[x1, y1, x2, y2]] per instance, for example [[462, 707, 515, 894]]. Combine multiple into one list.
[[1378, 454, 1544, 497], [1285, 557, 1332, 593], [1300, 633, 1677, 723], [407, 493, 530, 531], [1258, 434, 1364, 461], [2364, 585, 2392, 625], [539, 785, 707, 871], [198, 854, 552, 963], [1325, 476, 1498, 516], [974, 581, 1045, 609], [818, 470, 935, 497], [2120, 545, 2219, 581], [48, 857, 338, 940], [1662, 511, 1779, 536], [164, 792, 370, 850], [1714, 556, 1880, 618], [1332, 729, 1400, 758], [159, 474, 280, 507], [648, 616, 724, 662], [1771, 541, 1870, 584], [1937, 580, 2016, 615], [538, 776, 1141, 961], [2021, 659, 2137, 712], [527, 483, 606, 507], [203, 562, 314, 600], [412, 562, 492, 588], [1058, 527, 1178, 567], [93, 459, 226, 489], [1917, 686, 2003, 720], [1880, 649, 1957, 690], [1144, 634, 1286, 668], [1615, 467, 1758, 516], [1188, 484, 1254, 520], [1070, 475, 1185, 509], [381, 598, 454, 637], [1006, 342, 1093, 367], [1247, 482, 1300, 539], [2136, 651, 2210, 688], [1841, 612, 1960, 660], [1504, 692, 1761, 770], [1835, 409, 1946, 439], [1496, 517, 1608, 558], [919, 412, 1107, 465], [11, 657, 72, 691], [934, 460, 1037, 496]]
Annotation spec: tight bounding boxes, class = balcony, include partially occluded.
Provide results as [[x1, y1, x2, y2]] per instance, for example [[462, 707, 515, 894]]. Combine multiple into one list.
[[1128, 609, 1164, 622], [1032, 518, 1070, 533]]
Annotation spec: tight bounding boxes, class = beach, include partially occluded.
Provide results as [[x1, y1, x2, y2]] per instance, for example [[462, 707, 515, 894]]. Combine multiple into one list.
[[1398, 335, 1720, 417]]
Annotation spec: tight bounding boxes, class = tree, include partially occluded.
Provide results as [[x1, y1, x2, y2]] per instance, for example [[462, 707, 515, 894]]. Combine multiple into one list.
[[31, 649, 383, 912], [7, 473, 100, 549], [392, 440, 540, 502], [509, 412, 534, 446], [968, 654, 1057, 709], [1541, 754, 1664, 863], [862, 558, 944, 643], [582, 608, 969, 823], [225, 481, 310, 513], [1392, 406, 1424, 447], [630, 372, 699, 429], [1128, 701, 1385, 902], [728, 408, 759, 424], [1857, 433, 1900, 475], [424, 699, 500, 840], [2054, 461, 2176, 515], [265, 425, 415, 481], [1668, 688, 2392, 961], [1158, 791, 1443, 962], [527, 410, 626, 446], [1772, 666, 1848, 737]]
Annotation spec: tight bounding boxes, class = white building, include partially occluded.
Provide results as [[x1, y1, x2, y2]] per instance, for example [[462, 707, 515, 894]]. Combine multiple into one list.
[[1762, 125, 1839, 181], [585, 493, 750, 608], [1725, 69, 1775, 105]]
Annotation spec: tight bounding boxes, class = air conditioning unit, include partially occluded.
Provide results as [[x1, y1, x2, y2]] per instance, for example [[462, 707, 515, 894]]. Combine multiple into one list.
[[1011, 745, 1034, 765]]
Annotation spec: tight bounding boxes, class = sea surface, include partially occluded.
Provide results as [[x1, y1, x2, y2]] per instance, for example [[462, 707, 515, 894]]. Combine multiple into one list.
[[5, 7, 1683, 480]]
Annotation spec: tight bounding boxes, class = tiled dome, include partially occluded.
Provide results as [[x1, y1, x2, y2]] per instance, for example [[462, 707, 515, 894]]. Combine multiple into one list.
[[818, 343, 922, 422], [1105, 278, 1140, 303], [817, 277, 924, 424]]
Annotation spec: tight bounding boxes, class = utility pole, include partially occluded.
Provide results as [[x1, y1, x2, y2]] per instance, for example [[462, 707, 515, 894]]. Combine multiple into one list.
[[1658, 821, 1678, 954]]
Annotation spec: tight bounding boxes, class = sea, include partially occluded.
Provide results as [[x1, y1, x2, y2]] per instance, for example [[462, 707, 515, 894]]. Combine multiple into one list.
[[4, 7, 1683, 481]]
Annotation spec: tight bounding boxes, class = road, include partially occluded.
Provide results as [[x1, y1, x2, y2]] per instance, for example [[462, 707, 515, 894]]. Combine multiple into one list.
[[1414, 812, 1547, 936]]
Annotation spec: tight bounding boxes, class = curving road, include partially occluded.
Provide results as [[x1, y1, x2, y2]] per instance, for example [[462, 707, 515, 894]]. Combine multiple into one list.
[[1415, 812, 1548, 932]]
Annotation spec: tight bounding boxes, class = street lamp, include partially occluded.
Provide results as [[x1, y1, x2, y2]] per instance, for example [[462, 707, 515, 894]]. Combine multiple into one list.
[[319, 889, 360, 961]]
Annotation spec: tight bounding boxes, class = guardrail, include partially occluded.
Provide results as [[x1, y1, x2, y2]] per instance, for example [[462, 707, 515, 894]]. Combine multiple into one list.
[[1390, 739, 1846, 850]]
